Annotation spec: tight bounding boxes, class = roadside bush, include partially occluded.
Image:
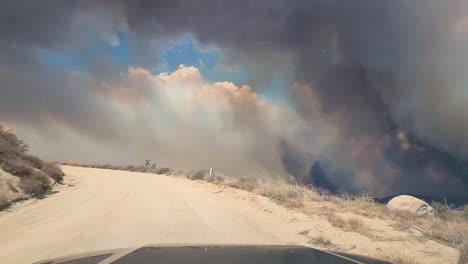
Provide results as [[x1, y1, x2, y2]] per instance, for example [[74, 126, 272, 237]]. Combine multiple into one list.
[[23, 155, 44, 169], [131, 166, 147, 172], [156, 167, 172, 175], [123, 165, 146, 172], [1, 158, 33, 177], [42, 163, 64, 183], [214, 174, 225, 182], [227, 177, 258, 192], [190, 170, 208, 180], [125, 165, 137, 171], [19, 171, 51, 197], [0, 194, 9, 210], [255, 180, 304, 202], [0, 125, 28, 153], [337, 192, 387, 218], [0, 138, 20, 161], [205, 173, 224, 183]]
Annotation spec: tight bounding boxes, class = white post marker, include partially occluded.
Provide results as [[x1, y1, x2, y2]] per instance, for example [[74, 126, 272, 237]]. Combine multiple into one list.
[[209, 168, 214, 177]]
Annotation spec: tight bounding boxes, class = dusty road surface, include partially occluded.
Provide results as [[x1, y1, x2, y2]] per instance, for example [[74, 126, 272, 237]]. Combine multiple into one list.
[[0, 166, 460, 264], [0, 166, 303, 263]]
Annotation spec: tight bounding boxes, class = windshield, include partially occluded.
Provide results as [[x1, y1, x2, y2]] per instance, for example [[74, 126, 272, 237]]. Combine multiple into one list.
[[0, 1, 466, 264]]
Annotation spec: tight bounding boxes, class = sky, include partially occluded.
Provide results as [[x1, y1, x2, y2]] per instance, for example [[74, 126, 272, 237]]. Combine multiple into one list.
[[1, 0, 468, 201]]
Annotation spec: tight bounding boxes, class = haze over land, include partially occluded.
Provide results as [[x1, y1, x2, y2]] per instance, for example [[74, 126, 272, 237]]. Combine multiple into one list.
[[1, 1, 468, 200]]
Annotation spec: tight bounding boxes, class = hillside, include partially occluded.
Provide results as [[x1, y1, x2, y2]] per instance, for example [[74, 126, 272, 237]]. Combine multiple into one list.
[[0, 125, 64, 209]]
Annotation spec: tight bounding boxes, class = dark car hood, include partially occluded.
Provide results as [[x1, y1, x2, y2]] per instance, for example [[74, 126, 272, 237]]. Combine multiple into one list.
[[34, 244, 391, 264]]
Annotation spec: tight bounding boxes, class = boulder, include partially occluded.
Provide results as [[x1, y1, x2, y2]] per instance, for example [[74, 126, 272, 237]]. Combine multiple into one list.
[[386, 195, 434, 217]]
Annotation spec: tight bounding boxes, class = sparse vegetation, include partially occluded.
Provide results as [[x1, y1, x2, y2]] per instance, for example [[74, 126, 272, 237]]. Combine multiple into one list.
[[0, 125, 64, 202], [23, 155, 44, 169], [432, 202, 461, 221], [336, 192, 388, 218], [1, 158, 33, 177], [189, 170, 208, 180], [393, 212, 419, 231], [0, 194, 9, 210], [309, 236, 335, 248], [419, 217, 466, 245], [155, 167, 172, 175], [19, 171, 51, 197], [460, 240, 468, 264], [0, 126, 28, 153], [225, 177, 258, 192], [41, 163, 64, 183], [378, 253, 416, 264], [255, 180, 305, 201], [325, 213, 375, 238], [61, 159, 467, 253]]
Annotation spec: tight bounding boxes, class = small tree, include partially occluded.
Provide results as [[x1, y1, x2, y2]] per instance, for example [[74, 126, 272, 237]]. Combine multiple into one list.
[[0, 125, 29, 153]]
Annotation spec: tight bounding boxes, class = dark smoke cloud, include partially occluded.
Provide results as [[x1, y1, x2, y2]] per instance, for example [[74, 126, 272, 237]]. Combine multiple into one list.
[[1, 0, 467, 201]]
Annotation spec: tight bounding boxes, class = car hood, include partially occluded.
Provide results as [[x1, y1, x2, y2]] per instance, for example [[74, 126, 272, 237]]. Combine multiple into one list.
[[34, 244, 391, 264]]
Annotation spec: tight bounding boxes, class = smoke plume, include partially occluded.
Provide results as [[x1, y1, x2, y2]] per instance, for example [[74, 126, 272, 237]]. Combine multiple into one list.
[[1, 0, 467, 201]]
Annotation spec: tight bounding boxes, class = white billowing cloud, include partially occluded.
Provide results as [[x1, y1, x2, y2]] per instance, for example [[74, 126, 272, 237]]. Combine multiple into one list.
[[25, 65, 301, 177]]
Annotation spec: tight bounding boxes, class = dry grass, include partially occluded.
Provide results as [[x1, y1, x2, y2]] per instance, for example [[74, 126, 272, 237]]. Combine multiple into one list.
[[309, 236, 335, 248], [189, 170, 208, 180], [62, 160, 468, 250], [18, 171, 51, 197], [225, 177, 258, 192], [155, 167, 172, 175], [0, 194, 9, 210], [0, 126, 64, 199], [330, 192, 467, 248], [23, 155, 44, 169], [389, 211, 424, 232], [419, 218, 467, 246], [207, 174, 225, 184], [336, 192, 388, 218], [326, 213, 375, 238], [378, 253, 416, 264], [326, 212, 347, 228], [1, 159, 33, 177], [460, 240, 468, 264], [254, 180, 305, 203], [393, 202, 467, 247], [41, 163, 64, 183]]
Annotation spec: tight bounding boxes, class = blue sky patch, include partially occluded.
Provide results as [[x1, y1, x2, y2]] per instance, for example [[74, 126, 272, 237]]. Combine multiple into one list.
[[156, 34, 247, 85], [37, 49, 85, 72], [37, 32, 249, 87]]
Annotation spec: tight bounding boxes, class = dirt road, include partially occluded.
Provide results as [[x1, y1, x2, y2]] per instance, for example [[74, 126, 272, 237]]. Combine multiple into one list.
[[0, 166, 460, 264], [0, 166, 304, 263]]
